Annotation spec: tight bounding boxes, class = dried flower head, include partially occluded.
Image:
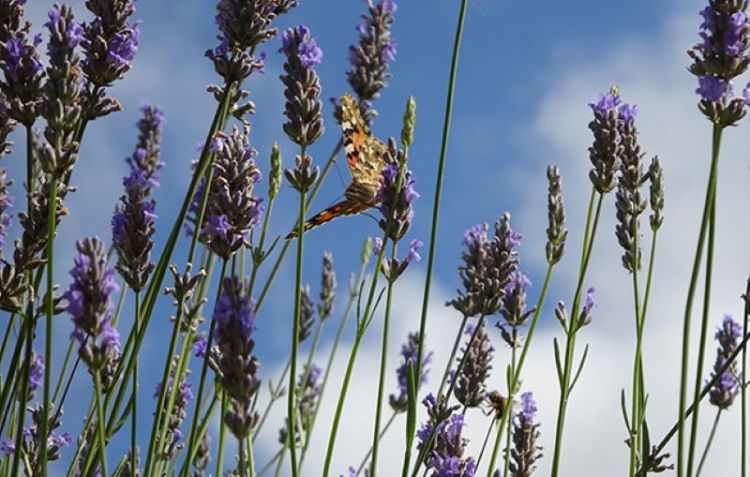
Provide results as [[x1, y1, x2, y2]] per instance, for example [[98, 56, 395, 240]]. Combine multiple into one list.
[[0, 164, 12, 253], [298, 283, 315, 342], [318, 251, 336, 320], [280, 25, 324, 147], [588, 88, 631, 194], [498, 272, 535, 348], [648, 157, 664, 231], [708, 314, 742, 409]]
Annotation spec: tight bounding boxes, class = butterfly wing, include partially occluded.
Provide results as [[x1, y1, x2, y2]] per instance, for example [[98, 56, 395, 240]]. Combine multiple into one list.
[[285, 199, 371, 239]]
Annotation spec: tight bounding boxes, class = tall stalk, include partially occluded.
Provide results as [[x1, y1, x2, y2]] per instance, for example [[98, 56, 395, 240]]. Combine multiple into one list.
[[743, 278, 749, 477], [677, 124, 723, 477]]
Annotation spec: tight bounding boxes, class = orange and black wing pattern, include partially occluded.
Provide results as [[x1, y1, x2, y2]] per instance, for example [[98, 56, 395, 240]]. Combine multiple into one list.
[[285, 93, 387, 239]]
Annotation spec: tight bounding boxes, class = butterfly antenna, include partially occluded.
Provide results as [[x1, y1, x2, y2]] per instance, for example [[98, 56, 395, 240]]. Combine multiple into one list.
[[332, 155, 348, 189]]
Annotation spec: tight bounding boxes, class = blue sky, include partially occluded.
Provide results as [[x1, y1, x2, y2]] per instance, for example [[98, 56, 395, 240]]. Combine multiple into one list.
[[6, 0, 750, 475]]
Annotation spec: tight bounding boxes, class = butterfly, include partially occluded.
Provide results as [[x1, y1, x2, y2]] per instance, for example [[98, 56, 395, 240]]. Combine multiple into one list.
[[286, 93, 387, 239]]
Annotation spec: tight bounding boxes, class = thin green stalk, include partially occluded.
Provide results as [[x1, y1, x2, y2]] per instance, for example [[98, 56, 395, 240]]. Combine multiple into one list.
[[182, 259, 229, 476], [131, 292, 140, 476], [371, 241, 398, 476], [176, 392, 219, 477], [287, 179, 307, 477], [414, 0, 469, 412], [0, 313, 16, 371], [357, 411, 397, 476], [9, 318, 31, 477], [677, 124, 723, 477], [253, 359, 290, 440], [437, 315, 468, 397], [40, 173, 58, 476], [502, 346, 518, 477], [629, 221, 644, 477], [258, 449, 283, 477], [247, 433, 256, 477], [298, 254, 368, 465], [216, 392, 228, 477], [687, 196, 718, 477], [94, 374, 110, 477], [255, 140, 343, 314], [0, 321, 27, 434], [485, 263, 554, 476], [550, 191, 603, 477], [475, 419, 495, 470], [239, 436, 247, 477], [696, 409, 722, 477], [743, 277, 749, 477]]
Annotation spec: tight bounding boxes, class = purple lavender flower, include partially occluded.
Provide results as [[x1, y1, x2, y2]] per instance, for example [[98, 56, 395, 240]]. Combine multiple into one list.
[[202, 127, 263, 260], [0, 166, 12, 252], [347, 0, 397, 121], [390, 332, 433, 412], [509, 392, 543, 477], [153, 374, 194, 459], [546, 166, 567, 265], [449, 214, 520, 318], [318, 251, 337, 320], [193, 335, 207, 358], [126, 102, 166, 191], [422, 412, 476, 477], [498, 272, 536, 347], [213, 276, 261, 439], [29, 350, 44, 393], [0, 29, 45, 125], [65, 237, 121, 373], [280, 25, 324, 147], [0, 439, 13, 456], [377, 162, 419, 241], [80, 0, 138, 118], [696, 75, 729, 102], [455, 320, 494, 408], [708, 314, 742, 409], [279, 363, 322, 445], [112, 169, 157, 291], [576, 287, 597, 329]]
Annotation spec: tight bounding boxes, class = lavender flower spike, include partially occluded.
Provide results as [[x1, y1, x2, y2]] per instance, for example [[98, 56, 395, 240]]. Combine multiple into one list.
[[0, 19, 45, 126], [390, 332, 433, 413], [280, 25, 324, 147], [377, 156, 419, 242], [509, 392, 543, 477], [708, 314, 742, 409], [127, 102, 166, 191], [65, 237, 121, 374], [455, 320, 493, 408], [0, 165, 13, 253], [347, 0, 398, 121]]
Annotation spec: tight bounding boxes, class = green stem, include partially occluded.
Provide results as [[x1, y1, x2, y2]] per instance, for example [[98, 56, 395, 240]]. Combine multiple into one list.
[[131, 292, 140, 476], [253, 359, 290, 440], [287, 182, 307, 477], [371, 242, 398, 475], [176, 393, 219, 477], [687, 194, 718, 477], [413, 0, 469, 398], [215, 392, 228, 477], [629, 221, 643, 477], [39, 173, 58, 477], [502, 346, 518, 477], [239, 435, 247, 477], [357, 411, 397, 476], [10, 315, 32, 477], [182, 259, 229, 475], [436, 315, 468, 397], [94, 374, 110, 477], [549, 191, 603, 477], [485, 263, 554, 476], [677, 124, 723, 477], [696, 409, 722, 477], [743, 278, 749, 477]]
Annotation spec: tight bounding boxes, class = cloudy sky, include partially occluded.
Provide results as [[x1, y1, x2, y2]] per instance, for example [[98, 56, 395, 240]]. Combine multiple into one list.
[[4, 0, 750, 475]]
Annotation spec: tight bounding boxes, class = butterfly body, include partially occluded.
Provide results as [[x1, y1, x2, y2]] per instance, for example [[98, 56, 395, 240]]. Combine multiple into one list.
[[286, 93, 386, 239]]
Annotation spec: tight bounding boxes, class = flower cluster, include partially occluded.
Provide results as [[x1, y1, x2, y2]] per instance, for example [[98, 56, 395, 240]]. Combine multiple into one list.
[[65, 237, 121, 374], [81, 0, 139, 119], [614, 101, 649, 272], [708, 314, 742, 409], [390, 331, 433, 413], [153, 369, 194, 459], [545, 165, 567, 265], [455, 321, 494, 409], [0, 16, 45, 126], [202, 127, 263, 260], [555, 286, 597, 333], [373, 236, 422, 281], [127, 102, 166, 191], [14, 406, 73, 469], [448, 214, 521, 318], [37, 4, 84, 176], [212, 276, 261, 439], [280, 25, 324, 147], [509, 392, 543, 477], [689, 1, 750, 123], [498, 272, 535, 347], [587, 89, 633, 194], [648, 157, 665, 232], [279, 364, 322, 446], [377, 158, 419, 242], [298, 283, 315, 342], [0, 164, 12, 252], [347, 0, 398, 122], [318, 251, 337, 320], [417, 394, 476, 477], [112, 170, 157, 291]]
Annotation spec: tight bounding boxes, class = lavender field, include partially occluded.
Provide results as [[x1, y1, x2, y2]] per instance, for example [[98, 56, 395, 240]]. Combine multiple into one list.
[[0, 0, 748, 476]]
